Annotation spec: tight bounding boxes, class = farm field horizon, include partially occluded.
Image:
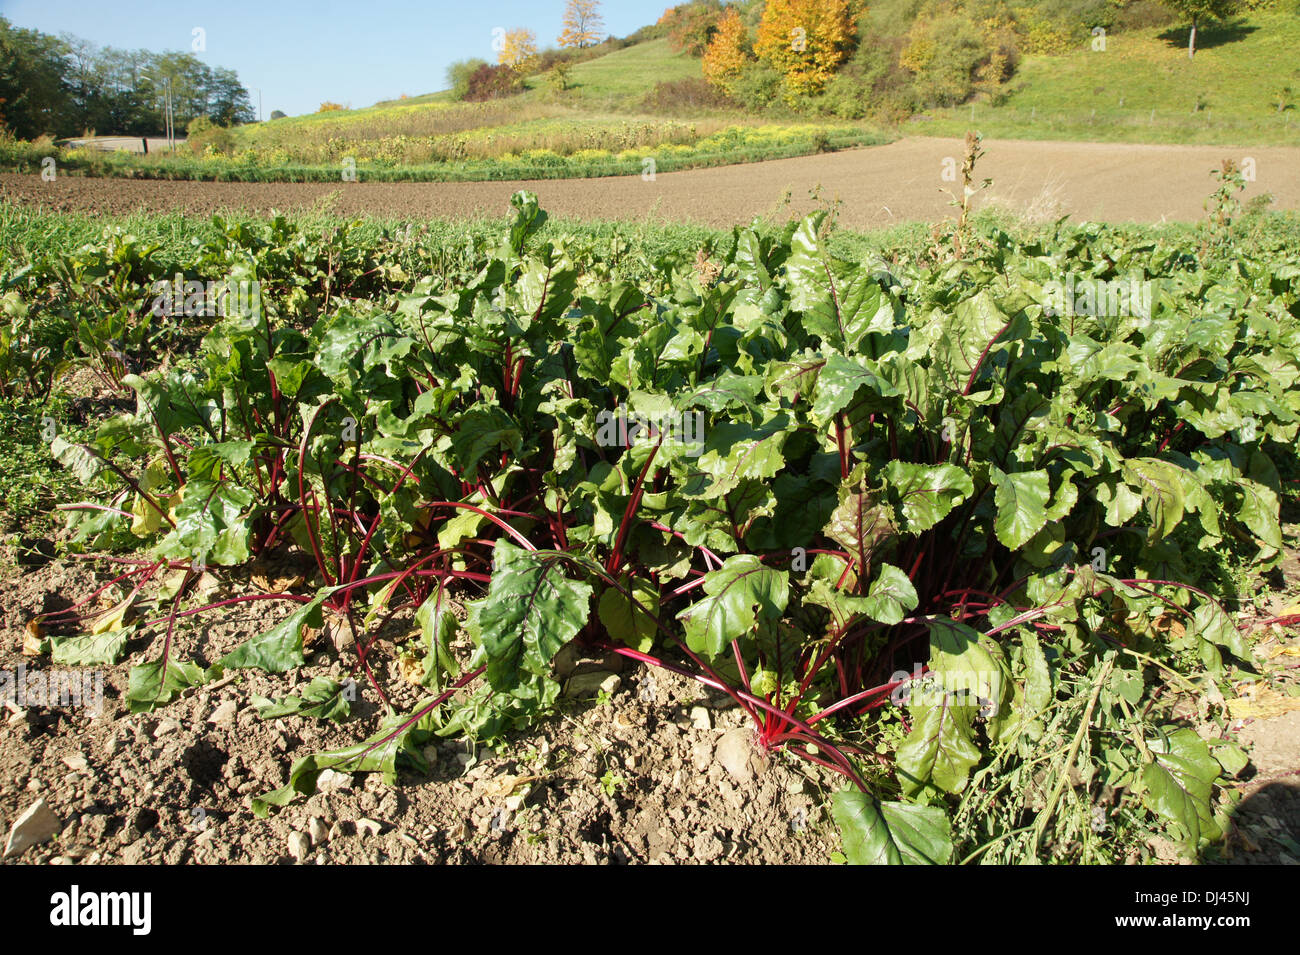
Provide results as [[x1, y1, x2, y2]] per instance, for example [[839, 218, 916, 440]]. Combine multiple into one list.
[[6, 135, 1298, 230], [2, 0, 1299, 887]]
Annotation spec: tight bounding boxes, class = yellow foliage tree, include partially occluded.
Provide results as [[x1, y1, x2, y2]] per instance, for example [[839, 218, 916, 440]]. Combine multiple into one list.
[[498, 28, 539, 72], [754, 0, 854, 96], [558, 0, 605, 48], [703, 7, 750, 92]]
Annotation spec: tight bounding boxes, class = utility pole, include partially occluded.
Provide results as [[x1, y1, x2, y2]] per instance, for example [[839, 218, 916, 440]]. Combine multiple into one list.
[[140, 69, 174, 151]]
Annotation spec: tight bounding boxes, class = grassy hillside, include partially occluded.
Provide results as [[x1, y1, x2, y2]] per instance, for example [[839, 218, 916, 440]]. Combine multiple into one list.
[[2, 37, 880, 182], [560, 38, 704, 105], [920, 9, 1300, 145]]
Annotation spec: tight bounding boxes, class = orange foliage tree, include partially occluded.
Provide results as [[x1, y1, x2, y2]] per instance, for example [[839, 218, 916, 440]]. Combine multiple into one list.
[[658, 1, 724, 56], [558, 0, 605, 48], [754, 0, 855, 96], [498, 28, 539, 72], [702, 7, 751, 93]]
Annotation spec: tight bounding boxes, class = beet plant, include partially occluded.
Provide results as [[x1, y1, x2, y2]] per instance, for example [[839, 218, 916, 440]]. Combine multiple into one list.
[[36, 192, 1300, 863]]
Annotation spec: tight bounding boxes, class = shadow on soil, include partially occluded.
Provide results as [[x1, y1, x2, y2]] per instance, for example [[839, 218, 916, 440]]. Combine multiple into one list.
[[1208, 779, 1300, 864]]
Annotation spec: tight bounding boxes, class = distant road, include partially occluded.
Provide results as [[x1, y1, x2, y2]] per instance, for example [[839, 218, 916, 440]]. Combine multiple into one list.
[[5, 138, 1296, 229], [61, 137, 187, 155]]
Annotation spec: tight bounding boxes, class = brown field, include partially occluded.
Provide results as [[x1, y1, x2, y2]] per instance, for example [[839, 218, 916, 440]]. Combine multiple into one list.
[[5, 137, 1297, 229]]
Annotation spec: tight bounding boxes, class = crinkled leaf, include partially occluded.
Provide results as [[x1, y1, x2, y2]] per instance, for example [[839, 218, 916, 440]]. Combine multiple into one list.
[[832, 790, 953, 865]]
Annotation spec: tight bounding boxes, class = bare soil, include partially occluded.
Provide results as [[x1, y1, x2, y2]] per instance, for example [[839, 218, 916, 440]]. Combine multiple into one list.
[[0, 558, 840, 865], [5, 137, 1298, 229]]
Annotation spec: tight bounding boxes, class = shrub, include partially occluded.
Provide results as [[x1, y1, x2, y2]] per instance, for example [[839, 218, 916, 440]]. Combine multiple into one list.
[[269, 110, 286, 120], [464, 63, 526, 102], [318, 102, 344, 112], [186, 116, 236, 156], [728, 61, 786, 112], [642, 77, 736, 112], [1110, 0, 1182, 29], [548, 62, 573, 92], [899, 15, 987, 107], [447, 58, 489, 100]]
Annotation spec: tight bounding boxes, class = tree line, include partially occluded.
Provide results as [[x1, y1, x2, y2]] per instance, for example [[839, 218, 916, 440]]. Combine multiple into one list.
[[0, 16, 254, 140]]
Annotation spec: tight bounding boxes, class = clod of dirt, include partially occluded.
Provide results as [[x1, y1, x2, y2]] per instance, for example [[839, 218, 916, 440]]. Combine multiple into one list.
[[4, 797, 62, 858], [207, 700, 238, 725], [316, 769, 354, 792], [61, 753, 89, 772], [716, 728, 765, 785]]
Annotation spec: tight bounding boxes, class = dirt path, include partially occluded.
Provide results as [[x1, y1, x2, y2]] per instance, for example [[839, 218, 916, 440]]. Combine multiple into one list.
[[4, 137, 1296, 229]]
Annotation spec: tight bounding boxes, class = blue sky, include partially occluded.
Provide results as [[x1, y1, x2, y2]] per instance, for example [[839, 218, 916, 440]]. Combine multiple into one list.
[[0, 0, 669, 118]]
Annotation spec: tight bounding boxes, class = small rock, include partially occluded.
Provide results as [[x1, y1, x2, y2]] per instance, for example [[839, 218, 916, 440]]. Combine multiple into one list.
[[716, 728, 759, 784], [207, 700, 238, 724], [316, 769, 353, 793], [287, 831, 311, 863], [692, 740, 713, 773], [553, 642, 582, 679], [4, 798, 62, 858], [309, 816, 329, 845], [356, 818, 383, 839], [153, 718, 181, 738], [61, 754, 89, 773], [564, 670, 620, 699], [690, 706, 712, 731]]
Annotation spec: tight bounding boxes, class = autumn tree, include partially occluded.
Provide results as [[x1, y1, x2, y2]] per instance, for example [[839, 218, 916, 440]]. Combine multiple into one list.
[[498, 28, 539, 72], [754, 0, 855, 96], [558, 0, 605, 49], [703, 7, 751, 93], [1159, 0, 1242, 58], [659, 0, 725, 56]]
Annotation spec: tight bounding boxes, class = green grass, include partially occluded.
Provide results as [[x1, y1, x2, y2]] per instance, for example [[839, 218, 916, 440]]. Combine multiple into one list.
[[919, 9, 1300, 145], [560, 38, 705, 106]]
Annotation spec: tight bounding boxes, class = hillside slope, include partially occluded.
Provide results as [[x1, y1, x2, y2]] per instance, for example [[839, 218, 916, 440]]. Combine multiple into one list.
[[920, 9, 1300, 145]]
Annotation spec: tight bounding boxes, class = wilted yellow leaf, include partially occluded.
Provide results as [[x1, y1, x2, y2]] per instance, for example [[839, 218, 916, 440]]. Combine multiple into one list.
[[398, 654, 424, 686], [130, 494, 163, 537], [22, 619, 46, 656], [483, 774, 542, 799], [92, 594, 135, 634], [1227, 684, 1300, 720], [251, 573, 305, 594]]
